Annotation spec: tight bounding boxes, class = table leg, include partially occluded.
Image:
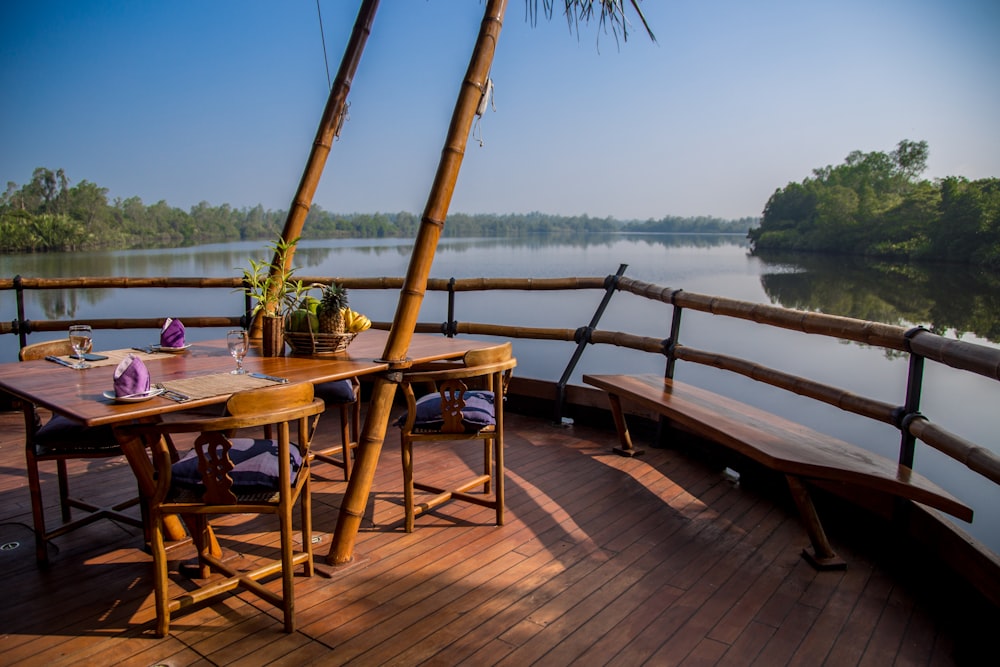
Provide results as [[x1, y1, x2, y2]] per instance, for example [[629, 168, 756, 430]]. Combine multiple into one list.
[[115, 428, 221, 556]]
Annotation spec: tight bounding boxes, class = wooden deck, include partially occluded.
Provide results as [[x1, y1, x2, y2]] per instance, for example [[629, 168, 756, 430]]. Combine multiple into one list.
[[0, 402, 994, 666]]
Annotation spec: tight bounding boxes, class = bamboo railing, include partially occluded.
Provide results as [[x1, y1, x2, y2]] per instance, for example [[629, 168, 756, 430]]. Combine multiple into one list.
[[2, 272, 999, 490]]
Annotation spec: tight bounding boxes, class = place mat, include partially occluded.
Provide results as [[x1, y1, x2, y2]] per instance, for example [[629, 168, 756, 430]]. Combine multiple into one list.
[[158, 372, 281, 401], [52, 347, 175, 368]]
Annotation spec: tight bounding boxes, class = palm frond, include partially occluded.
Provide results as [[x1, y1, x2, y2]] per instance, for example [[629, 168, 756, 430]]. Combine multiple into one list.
[[526, 0, 656, 44]]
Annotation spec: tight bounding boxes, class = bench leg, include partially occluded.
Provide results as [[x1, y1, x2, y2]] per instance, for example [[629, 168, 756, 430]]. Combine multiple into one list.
[[785, 475, 846, 570], [607, 393, 644, 457]]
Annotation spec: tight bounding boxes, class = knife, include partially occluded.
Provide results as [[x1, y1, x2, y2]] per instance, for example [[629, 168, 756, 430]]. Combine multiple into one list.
[[45, 355, 76, 368], [249, 372, 289, 384]]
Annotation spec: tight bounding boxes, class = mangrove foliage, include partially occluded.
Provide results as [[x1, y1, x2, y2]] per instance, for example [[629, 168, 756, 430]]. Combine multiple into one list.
[[748, 140, 1000, 268]]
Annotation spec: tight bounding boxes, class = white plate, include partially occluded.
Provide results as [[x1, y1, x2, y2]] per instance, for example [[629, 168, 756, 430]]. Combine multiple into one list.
[[152, 344, 191, 353], [103, 388, 164, 403]]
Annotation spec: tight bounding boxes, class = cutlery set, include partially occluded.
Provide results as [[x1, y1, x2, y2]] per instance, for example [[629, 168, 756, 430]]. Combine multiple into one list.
[[154, 384, 190, 402]]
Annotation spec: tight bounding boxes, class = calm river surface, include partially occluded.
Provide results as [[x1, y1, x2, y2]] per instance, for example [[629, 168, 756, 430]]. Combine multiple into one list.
[[2, 233, 998, 553]]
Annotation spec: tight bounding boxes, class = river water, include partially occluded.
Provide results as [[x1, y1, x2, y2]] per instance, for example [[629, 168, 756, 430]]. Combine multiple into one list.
[[2, 233, 998, 553]]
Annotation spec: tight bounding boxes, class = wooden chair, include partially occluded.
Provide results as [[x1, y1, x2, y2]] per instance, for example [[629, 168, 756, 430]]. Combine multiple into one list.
[[398, 342, 516, 532], [310, 377, 361, 480], [19, 338, 143, 565], [116, 382, 324, 636]]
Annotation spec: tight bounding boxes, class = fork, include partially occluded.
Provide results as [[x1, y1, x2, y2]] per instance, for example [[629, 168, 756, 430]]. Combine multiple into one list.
[[154, 383, 190, 402]]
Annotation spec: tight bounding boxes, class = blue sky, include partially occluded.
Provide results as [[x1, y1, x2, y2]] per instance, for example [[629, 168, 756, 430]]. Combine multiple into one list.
[[2, 0, 998, 221]]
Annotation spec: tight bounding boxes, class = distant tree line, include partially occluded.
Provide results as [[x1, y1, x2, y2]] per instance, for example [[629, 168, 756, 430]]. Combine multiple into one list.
[[0, 167, 752, 253], [749, 140, 1000, 269]]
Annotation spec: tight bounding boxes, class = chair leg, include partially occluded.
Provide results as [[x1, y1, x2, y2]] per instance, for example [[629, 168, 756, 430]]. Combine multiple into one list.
[[192, 515, 212, 579], [57, 459, 71, 522], [338, 402, 357, 481], [312, 398, 360, 481], [150, 511, 171, 638], [495, 434, 505, 526], [401, 436, 415, 533], [483, 440, 492, 495], [279, 504, 295, 633], [25, 451, 49, 566], [301, 474, 314, 578]]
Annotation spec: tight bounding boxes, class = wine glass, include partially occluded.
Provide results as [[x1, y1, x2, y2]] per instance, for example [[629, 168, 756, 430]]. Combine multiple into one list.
[[68, 325, 92, 369], [227, 329, 249, 375]]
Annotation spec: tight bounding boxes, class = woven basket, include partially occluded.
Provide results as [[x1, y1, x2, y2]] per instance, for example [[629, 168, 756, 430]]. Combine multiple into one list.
[[285, 330, 357, 356]]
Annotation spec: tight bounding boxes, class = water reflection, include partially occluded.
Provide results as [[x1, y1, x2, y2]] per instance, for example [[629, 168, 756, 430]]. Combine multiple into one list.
[[756, 250, 1000, 344], [1, 234, 998, 553]]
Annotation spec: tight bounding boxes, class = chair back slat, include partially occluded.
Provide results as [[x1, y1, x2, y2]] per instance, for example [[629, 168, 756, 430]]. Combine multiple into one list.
[[19, 339, 73, 361]]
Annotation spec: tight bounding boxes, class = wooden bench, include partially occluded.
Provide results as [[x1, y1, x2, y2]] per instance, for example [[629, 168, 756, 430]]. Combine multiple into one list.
[[582, 373, 974, 569]]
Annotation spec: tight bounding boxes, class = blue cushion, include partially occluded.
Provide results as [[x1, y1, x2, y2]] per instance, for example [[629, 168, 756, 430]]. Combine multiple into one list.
[[398, 389, 496, 432], [314, 379, 356, 404], [34, 415, 119, 456], [171, 437, 302, 496]]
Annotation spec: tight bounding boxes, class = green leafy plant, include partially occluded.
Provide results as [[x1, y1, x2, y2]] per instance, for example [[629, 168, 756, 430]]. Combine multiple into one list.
[[237, 236, 310, 318]]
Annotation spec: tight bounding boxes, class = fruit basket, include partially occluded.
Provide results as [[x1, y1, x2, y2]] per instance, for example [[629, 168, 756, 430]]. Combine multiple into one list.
[[284, 329, 357, 356]]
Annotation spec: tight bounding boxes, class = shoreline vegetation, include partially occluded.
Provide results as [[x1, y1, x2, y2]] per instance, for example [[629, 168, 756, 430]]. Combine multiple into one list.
[[0, 167, 753, 254], [749, 139, 1000, 270], [4, 138, 997, 271]]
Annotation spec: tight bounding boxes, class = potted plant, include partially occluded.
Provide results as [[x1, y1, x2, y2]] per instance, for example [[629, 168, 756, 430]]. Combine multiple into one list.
[[237, 236, 309, 356]]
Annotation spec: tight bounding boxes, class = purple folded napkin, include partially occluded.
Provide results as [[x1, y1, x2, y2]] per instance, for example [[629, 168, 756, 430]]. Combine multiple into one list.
[[160, 317, 185, 347], [114, 353, 151, 397]]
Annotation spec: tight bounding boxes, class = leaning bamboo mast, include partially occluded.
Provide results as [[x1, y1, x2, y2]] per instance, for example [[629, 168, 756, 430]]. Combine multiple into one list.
[[255, 0, 381, 332], [328, 0, 509, 565]]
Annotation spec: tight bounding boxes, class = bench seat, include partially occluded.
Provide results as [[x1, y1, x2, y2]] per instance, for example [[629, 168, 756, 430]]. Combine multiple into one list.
[[583, 373, 973, 569]]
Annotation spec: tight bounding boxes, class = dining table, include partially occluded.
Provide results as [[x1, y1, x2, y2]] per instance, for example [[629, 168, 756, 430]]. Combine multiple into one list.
[[0, 328, 496, 545]]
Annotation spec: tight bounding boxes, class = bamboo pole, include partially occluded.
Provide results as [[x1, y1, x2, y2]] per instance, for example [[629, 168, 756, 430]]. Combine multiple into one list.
[[328, 0, 508, 565], [907, 417, 1000, 485]]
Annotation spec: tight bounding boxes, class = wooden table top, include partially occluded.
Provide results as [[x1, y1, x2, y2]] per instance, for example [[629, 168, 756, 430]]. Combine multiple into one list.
[[0, 329, 491, 427]]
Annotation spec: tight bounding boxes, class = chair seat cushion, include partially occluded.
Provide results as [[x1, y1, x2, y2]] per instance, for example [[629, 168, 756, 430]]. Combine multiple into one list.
[[34, 415, 120, 457], [171, 437, 302, 499], [399, 390, 496, 432], [314, 379, 357, 405]]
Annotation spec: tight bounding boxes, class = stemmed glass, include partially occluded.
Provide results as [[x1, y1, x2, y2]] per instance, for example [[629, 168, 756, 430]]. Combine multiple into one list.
[[227, 329, 249, 375], [68, 325, 93, 370]]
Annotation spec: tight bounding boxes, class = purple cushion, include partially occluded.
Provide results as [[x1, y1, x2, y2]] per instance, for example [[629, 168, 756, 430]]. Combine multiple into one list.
[[171, 437, 302, 495], [397, 389, 496, 432], [114, 354, 150, 397], [160, 317, 185, 347], [314, 379, 357, 405]]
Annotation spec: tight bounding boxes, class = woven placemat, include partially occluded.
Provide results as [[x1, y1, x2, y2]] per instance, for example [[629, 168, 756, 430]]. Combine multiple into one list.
[[54, 347, 175, 368], [158, 372, 279, 401]]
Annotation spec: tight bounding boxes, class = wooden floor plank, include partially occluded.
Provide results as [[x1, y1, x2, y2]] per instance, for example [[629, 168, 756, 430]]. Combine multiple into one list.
[[0, 406, 992, 666]]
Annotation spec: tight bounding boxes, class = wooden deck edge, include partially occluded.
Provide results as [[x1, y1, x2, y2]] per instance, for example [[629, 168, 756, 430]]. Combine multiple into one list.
[[508, 375, 1000, 610]]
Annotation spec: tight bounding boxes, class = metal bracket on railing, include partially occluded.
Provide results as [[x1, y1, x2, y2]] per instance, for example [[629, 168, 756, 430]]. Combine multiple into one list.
[[445, 277, 457, 338], [898, 326, 928, 469], [664, 293, 684, 380], [14, 274, 28, 348], [240, 277, 253, 330], [553, 263, 628, 425]]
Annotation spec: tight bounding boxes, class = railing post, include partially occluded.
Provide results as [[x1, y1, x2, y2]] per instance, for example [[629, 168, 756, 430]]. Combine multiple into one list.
[[444, 277, 457, 337], [553, 264, 628, 425], [898, 327, 926, 469], [664, 291, 683, 380], [653, 293, 685, 447], [14, 274, 29, 349], [240, 277, 252, 329]]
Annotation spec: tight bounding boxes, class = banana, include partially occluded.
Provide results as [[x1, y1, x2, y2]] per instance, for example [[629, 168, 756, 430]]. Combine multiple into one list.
[[341, 307, 355, 331]]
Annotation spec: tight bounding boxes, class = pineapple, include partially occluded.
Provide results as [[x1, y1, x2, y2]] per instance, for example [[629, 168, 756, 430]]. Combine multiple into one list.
[[317, 283, 349, 333]]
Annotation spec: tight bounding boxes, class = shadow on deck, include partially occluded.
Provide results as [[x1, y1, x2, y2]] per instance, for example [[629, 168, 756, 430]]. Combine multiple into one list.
[[0, 405, 994, 666]]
